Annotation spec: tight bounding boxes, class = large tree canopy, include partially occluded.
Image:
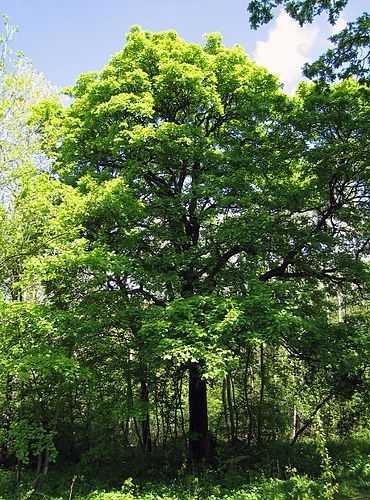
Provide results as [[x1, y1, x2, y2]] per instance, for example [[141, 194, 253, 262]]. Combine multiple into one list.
[[31, 27, 369, 462]]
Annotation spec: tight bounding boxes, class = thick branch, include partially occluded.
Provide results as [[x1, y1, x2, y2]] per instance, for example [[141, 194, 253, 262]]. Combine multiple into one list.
[[259, 249, 297, 282], [129, 286, 167, 307]]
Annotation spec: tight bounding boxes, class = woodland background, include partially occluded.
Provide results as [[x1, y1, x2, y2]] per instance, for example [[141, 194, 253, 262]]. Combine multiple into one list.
[[0, 1, 369, 498]]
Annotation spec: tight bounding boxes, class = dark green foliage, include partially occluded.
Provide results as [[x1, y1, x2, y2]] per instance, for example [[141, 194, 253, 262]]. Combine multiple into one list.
[[1, 433, 369, 498], [304, 13, 370, 83], [248, 0, 349, 28], [247, 1, 369, 83]]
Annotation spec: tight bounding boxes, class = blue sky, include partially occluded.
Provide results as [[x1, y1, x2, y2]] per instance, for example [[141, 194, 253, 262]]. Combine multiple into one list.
[[1, 0, 368, 94]]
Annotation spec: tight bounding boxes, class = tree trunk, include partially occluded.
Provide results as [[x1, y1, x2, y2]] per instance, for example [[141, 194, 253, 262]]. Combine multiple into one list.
[[292, 405, 297, 441], [226, 374, 237, 445], [33, 449, 49, 491], [178, 373, 188, 451], [0, 375, 13, 464], [140, 376, 152, 454], [244, 348, 253, 446], [257, 343, 265, 445], [222, 377, 230, 437], [188, 363, 210, 463]]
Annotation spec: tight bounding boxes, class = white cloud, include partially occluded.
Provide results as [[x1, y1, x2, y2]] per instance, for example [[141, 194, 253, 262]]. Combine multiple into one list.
[[330, 14, 347, 36], [254, 11, 319, 94]]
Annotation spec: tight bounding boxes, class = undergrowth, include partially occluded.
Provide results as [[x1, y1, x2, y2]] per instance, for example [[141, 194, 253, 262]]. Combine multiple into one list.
[[0, 430, 369, 499]]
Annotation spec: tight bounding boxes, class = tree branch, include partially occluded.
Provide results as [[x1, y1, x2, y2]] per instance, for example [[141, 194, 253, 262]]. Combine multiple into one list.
[[290, 393, 334, 445]]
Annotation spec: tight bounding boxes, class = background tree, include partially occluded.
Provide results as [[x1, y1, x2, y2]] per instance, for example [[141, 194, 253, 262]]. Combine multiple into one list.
[[247, 1, 369, 83], [0, 17, 73, 487]]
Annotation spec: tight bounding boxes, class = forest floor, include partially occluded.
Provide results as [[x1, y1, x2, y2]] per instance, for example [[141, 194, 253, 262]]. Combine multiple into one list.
[[0, 431, 369, 499]]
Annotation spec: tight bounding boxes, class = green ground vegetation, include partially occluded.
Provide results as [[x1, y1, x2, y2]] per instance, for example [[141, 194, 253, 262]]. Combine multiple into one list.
[[0, 431, 370, 499]]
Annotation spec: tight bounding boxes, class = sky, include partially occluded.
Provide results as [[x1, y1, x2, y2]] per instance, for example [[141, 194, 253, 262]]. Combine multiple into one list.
[[1, 0, 368, 94]]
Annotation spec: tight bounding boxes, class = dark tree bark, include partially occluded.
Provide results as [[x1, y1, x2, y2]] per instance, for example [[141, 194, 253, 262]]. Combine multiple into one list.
[[140, 376, 152, 454], [257, 343, 265, 445], [243, 349, 254, 447], [188, 363, 210, 463]]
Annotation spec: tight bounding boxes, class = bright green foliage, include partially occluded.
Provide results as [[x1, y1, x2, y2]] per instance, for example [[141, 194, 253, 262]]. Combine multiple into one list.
[[0, 23, 369, 490], [0, 177, 84, 466], [0, 20, 58, 195], [34, 27, 370, 445], [28, 26, 370, 457], [41, 28, 290, 376], [0, 19, 73, 472], [313, 415, 338, 500]]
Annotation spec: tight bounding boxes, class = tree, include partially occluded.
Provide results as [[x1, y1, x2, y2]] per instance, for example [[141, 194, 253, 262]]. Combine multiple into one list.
[[36, 27, 370, 463], [40, 27, 288, 461], [0, 17, 72, 485], [247, 1, 370, 83]]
